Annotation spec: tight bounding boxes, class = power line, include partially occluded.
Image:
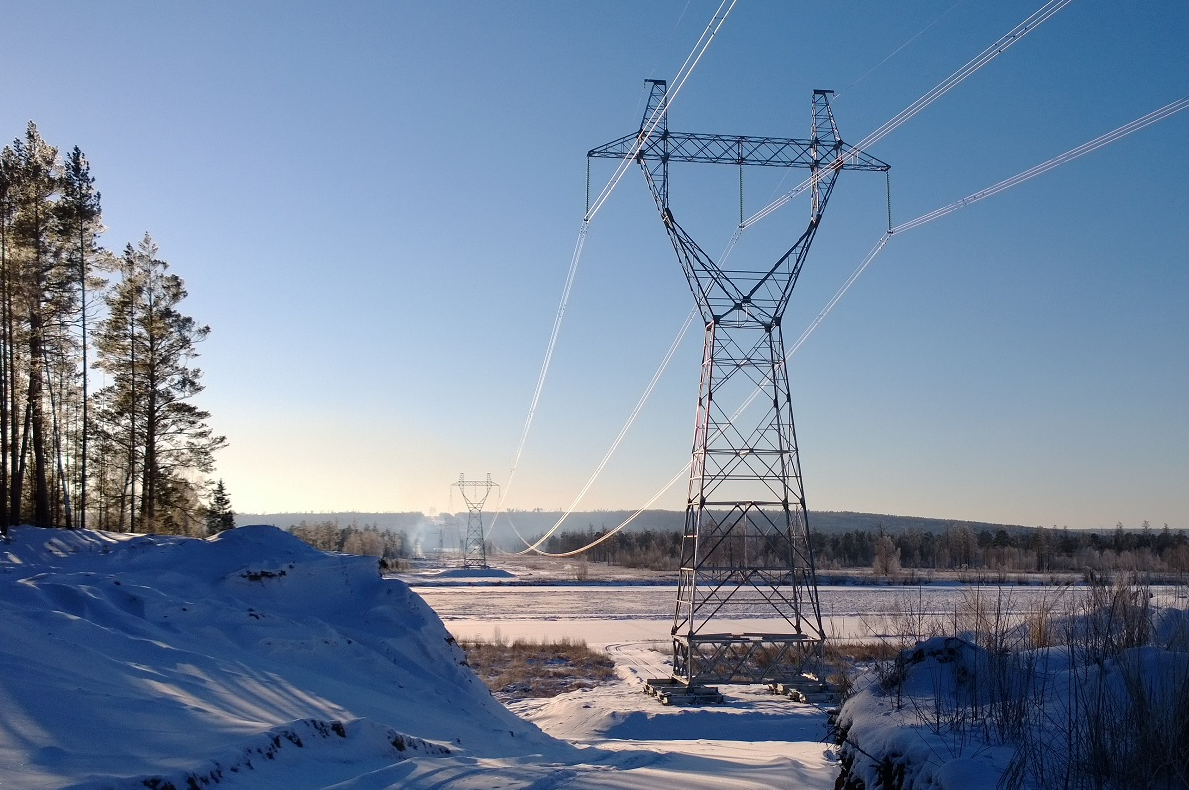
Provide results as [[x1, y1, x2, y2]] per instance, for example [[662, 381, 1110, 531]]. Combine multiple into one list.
[[892, 96, 1189, 233], [530, 462, 691, 558], [516, 308, 697, 554], [486, 0, 738, 542], [739, 0, 1076, 233], [585, 0, 738, 221], [833, 0, 965, 102]]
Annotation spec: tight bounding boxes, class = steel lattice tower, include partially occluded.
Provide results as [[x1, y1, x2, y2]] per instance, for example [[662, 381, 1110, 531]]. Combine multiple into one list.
[[453, 473, 499, 569], [589, 80, 888, 688]]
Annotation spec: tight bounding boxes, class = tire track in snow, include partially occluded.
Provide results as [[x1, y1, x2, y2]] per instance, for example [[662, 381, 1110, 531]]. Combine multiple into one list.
[[604, 641, 672, 683]]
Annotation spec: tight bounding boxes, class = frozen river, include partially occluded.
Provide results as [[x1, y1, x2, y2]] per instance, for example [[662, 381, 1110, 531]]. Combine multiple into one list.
[[410, 582, 1099, 648]]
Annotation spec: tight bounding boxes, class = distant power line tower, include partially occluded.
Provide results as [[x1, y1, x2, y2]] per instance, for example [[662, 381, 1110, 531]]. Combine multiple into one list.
[[453, 473, 499, 569], [589, 80, 889, 692]]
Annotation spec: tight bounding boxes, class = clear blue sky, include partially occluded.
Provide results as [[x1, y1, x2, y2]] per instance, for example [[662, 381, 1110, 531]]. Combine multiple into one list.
[[2, 1, 1186, 530]]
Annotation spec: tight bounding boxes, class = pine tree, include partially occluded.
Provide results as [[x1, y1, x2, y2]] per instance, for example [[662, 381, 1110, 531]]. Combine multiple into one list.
[[56, 147, 102, 529], [93, 234, 225, 532], [204, 478, 234, 533], [6, 122, 65, 528]]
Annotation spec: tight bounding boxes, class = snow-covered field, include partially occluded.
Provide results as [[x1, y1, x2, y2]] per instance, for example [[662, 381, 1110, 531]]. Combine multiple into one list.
[[408, 577, 1099, 648], [0, 526, 843, 789]]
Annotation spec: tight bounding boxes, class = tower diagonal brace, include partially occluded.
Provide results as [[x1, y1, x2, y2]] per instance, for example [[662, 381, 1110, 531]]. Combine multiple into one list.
[[589, 81, 888, 689]]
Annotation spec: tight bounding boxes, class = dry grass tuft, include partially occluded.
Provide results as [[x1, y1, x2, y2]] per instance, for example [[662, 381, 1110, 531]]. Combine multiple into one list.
[[461, 635, 616, 702]]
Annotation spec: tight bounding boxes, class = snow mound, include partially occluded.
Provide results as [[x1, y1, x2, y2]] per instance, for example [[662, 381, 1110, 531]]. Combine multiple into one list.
[[0, 525, 550, 790], [835, 637, 1015, 790], [835, 631, 1189, 790]]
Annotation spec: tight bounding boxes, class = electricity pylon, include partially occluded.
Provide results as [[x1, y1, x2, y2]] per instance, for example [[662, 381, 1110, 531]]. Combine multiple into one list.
[[589, 80, 888, 690], [453, 473, 499, 569]]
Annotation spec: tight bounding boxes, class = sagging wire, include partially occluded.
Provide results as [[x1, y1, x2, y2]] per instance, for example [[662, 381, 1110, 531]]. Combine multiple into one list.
[[486, 0, 738, 543], [530, 462, 693, 558], [533, 93, 1189, 559], [516, 308, 698, 554], [488, 222, 588, 547]]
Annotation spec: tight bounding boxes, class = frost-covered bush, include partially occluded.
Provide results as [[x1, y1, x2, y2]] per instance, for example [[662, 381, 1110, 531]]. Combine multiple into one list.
[[836, 577, 1189, 790]]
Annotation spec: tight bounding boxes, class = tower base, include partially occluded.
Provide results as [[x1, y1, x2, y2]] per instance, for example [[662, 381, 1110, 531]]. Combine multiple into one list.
[[672, 632, 823, 686]]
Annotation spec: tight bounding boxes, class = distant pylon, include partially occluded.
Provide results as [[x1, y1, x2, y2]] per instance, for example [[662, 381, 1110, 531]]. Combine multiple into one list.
[[589, 80, 889, 687], [453, 473, 499, 569]]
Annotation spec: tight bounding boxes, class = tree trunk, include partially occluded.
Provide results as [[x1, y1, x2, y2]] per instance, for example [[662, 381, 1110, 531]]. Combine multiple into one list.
[[79, 215, 89, 530], [13, 393, 31, 524], [43, 350, 72, 528], [27, 320, 50, 527], [5, 262, 16, 527], [141, 375, 156, 530], [0, 214, 8, 532]]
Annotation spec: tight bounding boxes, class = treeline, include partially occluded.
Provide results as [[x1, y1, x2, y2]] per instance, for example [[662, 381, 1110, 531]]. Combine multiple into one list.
[[817, 523, 1189, 575], [538, 523, 1189, 575], [238, 511, 425, 533], [542, 527, 683, 570], [0, 122, 224, 537], [287, 520, 411, 560]]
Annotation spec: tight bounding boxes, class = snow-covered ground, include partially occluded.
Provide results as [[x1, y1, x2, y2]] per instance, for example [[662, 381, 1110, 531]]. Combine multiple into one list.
[[408, 579, 1099, 648], [0, 526, 843, 789]]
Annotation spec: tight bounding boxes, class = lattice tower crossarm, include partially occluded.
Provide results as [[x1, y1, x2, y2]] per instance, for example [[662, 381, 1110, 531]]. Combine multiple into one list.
[[453, 473, 499, 569], [589, 80, 889, 687]]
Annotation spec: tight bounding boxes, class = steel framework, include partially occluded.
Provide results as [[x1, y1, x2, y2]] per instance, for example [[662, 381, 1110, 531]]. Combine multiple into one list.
[[453, 473, 499, 569], [589, 80, 888, 688]]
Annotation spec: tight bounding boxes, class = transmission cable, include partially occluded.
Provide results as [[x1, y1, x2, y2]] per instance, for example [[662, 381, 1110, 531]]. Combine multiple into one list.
[[833, 0, 965, 102], [739, 95, 1189, 434], [528, 462, 693, 558], [485, 0, 738, 543], [515, 308, 698, 554], [891, 96, 1189, 233], [731, 0, 1076, 248], [586, 0, 739, 222], [531, 94, 1188, 559]]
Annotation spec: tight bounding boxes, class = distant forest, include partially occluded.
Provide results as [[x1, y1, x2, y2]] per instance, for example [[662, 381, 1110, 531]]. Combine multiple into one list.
[[287, 519, 410, 561], [541, 521, 1189, 576], [0, 123, 224, 537], [270, 509, 1189, 577]]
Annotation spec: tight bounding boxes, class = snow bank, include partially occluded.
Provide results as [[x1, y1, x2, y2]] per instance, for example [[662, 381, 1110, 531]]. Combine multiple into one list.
[[0, 526, 550, 789], [835, 630, 1189, 790], [835, 637, 1016, 790]]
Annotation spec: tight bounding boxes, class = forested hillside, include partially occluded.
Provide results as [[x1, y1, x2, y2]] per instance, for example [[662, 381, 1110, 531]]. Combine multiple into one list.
[[0, 122, 224, 536], [488, 508, 1042, 539], [540, 521, 1189, 576]]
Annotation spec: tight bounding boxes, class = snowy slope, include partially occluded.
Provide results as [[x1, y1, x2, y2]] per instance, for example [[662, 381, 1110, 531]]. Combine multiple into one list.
[[0, 526, 552, 789], [0, 525, 851, 789]]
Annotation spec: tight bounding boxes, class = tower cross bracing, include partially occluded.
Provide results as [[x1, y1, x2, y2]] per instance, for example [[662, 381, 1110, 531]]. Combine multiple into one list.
[[588, 80, 889, 687]]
